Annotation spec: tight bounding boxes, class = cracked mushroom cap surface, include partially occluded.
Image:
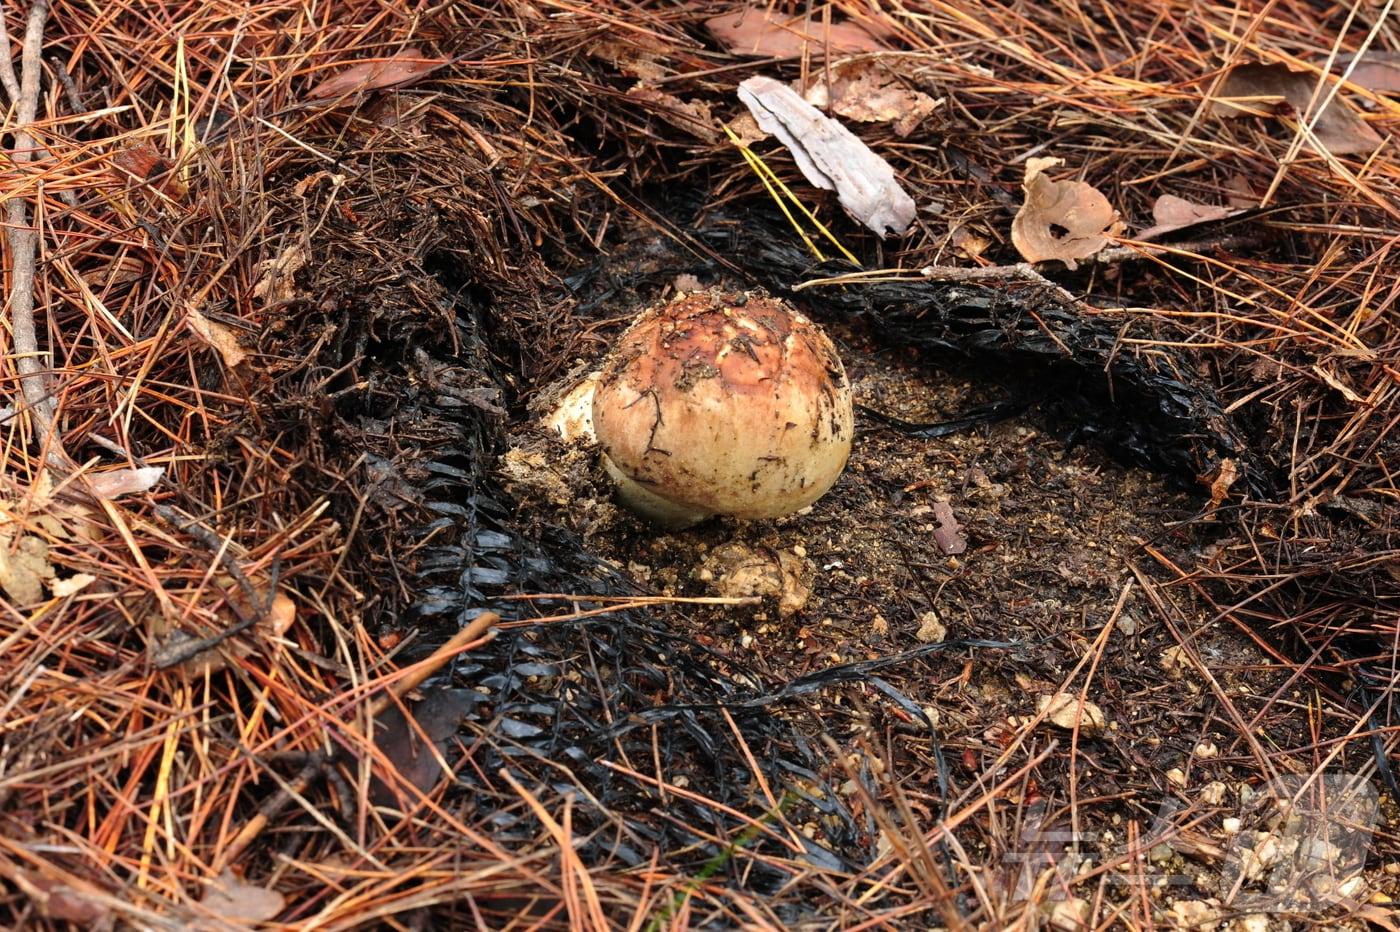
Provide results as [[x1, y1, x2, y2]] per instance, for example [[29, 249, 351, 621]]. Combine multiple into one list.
[[592, 290, 853, 522]]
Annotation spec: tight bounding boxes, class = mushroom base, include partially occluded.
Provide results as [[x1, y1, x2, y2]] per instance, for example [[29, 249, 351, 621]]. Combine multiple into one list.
[[601, 455, 712, 529]]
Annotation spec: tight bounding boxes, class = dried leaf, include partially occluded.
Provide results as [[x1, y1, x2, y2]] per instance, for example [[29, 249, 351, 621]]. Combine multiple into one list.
[[371, 689, 472, 807], [112, 140, 167, 181], [1341, 51, 1400, 93], [266, 591, 296, 637], [738, 76, 916, 236], [50, 573, 96, 597], [0, 525, 56, 605], [86, 466, 164, 500], [1201, 457, 1240, 513], [951, 225, 991, 260], [152, 585, 297, 675], [17, 472, 100, 543], [1211, 62, 1383, 155], [112, 140, 186, 197], [707, 6, 888, 58], [1037, 692, 1105, 733], [186, 307, 249, 369], [1048, 897, 1092, 932], [1137, 194, 1240, 241], [23, 874, 112, 925], [589, 38, 669, 82], [1011, 157, 1123, 269], [292, 170, 347, 198], [800, 61, 940, 137], [80, 255, 146, 291], [626, 86, 719, 143], [1224, 173, 1258, 208], [1312, 363, 1368, 405], [1350, 905, 1400, 932], [305, 47, 448, 100], [931, 499, 967, 555], [201, 870, 284, 923], [726, 112, 768, 146], [1160, 644, 1193, 673], [251, 244, 308, 306]]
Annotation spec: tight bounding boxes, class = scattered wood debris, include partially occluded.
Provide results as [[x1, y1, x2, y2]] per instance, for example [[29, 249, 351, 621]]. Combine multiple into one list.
[[738, 75, 916, 235]]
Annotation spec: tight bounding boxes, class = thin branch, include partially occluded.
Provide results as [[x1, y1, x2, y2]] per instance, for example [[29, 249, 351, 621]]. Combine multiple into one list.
[[0, 9, 21, 103], [3, 1, 62, 461]]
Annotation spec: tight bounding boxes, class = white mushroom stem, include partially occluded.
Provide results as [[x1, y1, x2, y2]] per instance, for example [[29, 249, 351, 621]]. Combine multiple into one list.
[[600, 454, 711, 528], [542, 373, 598, 444]]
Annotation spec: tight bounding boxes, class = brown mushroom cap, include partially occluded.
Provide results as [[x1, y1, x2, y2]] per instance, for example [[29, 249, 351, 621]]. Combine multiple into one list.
[[592, 290, 853, 526]]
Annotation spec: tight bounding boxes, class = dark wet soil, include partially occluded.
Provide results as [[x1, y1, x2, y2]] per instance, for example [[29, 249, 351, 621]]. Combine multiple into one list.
[[492, 273, 1396, 916]]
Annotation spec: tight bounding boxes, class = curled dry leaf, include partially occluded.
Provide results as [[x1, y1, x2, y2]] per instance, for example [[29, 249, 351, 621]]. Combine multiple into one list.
[[626, 86, 719, 143], [0, 524, 55, 605], [738, 76, 916, 236], [1210, 62, 1383, 155], [252, 243, 308, 306], [726, 112, 768, 146], [1136, 194, 1241, 241], [264, 591, 297, 638], [951, 225, 992, 260], [151, 586, 297, 675], [200, 870, 284, 924], [186, 306, 249, 369], [1048, 897, 1092, 932], [292, 170, 347, 198], [800, 61, 940, 137], [1200, 457, 1240, 515], [915, 611, 946, 643], [1037, 692, 1105, 733], [1011, 157, 1123, 269], [1160, 644, 1193, 674], [707, 6, 888, 58], [305, 47, 448, 100], [112, 140, 186, 198]]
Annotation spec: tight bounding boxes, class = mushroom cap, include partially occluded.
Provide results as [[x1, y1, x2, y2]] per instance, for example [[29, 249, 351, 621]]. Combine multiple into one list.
[[592, 290, 853, 522]]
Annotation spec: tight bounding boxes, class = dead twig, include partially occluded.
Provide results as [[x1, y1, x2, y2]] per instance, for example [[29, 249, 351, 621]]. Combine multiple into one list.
[[3, 1, 62, 462]]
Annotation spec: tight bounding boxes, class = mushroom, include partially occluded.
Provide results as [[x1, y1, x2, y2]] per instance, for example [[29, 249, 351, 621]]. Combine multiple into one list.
[[588, 289, 853, 528]]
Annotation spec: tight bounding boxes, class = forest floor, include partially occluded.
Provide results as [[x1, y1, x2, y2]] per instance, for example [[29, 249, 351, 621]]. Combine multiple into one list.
[[2, 2, 1398, 930]]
